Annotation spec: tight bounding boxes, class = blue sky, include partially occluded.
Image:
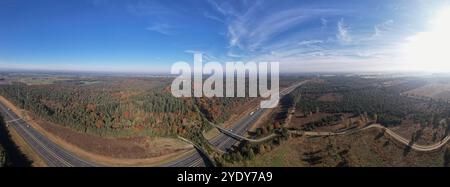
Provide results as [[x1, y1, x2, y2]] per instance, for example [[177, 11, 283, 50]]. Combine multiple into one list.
[[1, 0, 449, 73]]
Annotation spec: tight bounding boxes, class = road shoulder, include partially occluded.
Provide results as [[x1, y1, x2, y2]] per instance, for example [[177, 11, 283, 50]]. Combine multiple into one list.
[[0, 95, 194, 166]]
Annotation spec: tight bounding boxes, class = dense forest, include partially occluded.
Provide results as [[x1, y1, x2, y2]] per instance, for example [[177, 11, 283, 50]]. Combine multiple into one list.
[[0, 77, 251, 141], [292, 76, 450, 128]]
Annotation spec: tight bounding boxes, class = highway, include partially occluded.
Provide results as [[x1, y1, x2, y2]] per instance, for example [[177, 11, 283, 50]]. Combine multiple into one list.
[[8, 80, 442, 166], [161, 98, 270, 167], [210, 81, 308, 152], [0, 101, 97, 167], [163, 80, 309, 167], [0, 81, 307, 167], [214, 123, 278, 143]]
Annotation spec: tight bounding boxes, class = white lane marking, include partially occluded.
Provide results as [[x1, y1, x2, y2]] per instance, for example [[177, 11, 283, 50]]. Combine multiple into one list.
[[0, 103, 73, 167], [6, 118, 21, 123]]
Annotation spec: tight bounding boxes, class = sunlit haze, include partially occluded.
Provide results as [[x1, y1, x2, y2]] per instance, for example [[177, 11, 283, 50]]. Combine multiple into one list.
[[404, 6, 450, 72], [0, 0, 450, 73]]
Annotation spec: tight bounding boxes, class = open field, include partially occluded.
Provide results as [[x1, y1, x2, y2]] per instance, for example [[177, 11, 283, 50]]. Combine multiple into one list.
[[224, 75, 450, 167], [2, 72, 450, 167], [404, 83, 450, 101], [0, 75, 255, 141], [0, 95, 196, 166], [0, 73, 296, 166], [233, 128, 449, 167], [4, 0, 450, 170]]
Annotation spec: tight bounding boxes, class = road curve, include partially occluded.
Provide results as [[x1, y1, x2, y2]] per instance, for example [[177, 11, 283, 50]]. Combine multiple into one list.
[[0, 80, 308, 167], [300, 124, 450, 152], [163, 81, 309, 167]]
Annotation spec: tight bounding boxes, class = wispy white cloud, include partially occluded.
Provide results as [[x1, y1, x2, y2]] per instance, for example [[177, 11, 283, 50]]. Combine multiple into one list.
[[94, 0, 424, 73], [298, 40, 324, 46], [203, 2, 411, 72], [206, 0, 344, 61], [337, 18, 352, 43], [146, 23, 172, 35], [373, 19, 394, 38], [203, 11, 224, 23], [201, 1, 421, 72], [125, 1, 185, 36], [184, 49, 221, 62], [206, 0, 240, 17], [230, 8, 338, 51], [227, 50, 243, 58], [321, 18, 328, 29]]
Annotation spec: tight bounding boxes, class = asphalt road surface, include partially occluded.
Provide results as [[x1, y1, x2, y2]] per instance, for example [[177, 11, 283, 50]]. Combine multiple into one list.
[[161, 101, 268, 167], [0, 81, 307, 167], [0, 101, 97, 167], [163, 81, 308, 167]]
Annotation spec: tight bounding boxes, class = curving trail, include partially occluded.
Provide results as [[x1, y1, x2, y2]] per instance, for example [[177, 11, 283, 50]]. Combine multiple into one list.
[[0, 81, 310, 167], [299, 124, 450, 152]]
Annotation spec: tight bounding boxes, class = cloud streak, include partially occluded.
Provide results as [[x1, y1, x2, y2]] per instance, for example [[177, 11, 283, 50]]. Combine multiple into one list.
[[373, 19, 394, 38], [146, 23, 173, 35], [337, 18, 351, 44], [205, 0, 345, 61]]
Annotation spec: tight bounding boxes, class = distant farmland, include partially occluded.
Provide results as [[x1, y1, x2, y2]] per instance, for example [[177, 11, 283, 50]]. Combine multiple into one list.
[[404, 83, 450, 101]]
